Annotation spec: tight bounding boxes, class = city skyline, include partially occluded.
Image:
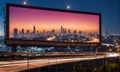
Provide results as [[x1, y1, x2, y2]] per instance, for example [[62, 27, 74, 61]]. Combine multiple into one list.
[[9, 6, 99, 38], [11, 25, 99, 43], [11, 25, 99, 38]]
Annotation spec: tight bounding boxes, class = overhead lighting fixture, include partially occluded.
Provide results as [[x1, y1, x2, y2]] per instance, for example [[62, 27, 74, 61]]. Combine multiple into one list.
[[66, 0, 71, 10], [67, 5, 70, 9], [23, 1, 27, 5]]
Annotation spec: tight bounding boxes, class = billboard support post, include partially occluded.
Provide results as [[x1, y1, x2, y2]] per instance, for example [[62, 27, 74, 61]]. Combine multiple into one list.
[[11, 45, 17, 52], [11, 45, 17, 59]]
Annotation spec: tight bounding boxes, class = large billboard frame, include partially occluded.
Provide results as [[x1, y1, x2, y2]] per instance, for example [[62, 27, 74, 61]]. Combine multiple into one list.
[[5, 3, 101, 47]]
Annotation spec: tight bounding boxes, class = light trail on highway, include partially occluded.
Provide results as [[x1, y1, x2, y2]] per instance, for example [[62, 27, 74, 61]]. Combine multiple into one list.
[[0, 52, 119, 72]]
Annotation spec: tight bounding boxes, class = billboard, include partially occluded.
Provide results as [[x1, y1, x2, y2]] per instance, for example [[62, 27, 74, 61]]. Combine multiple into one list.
[[6, 3, 101, 46]]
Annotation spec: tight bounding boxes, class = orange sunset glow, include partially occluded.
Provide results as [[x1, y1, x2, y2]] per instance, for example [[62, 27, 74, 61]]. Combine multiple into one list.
[[9, 6, 99, 38]]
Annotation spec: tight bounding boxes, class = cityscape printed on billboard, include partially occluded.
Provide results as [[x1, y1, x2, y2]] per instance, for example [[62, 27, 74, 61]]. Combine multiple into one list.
[[9, 6, 100, 43]]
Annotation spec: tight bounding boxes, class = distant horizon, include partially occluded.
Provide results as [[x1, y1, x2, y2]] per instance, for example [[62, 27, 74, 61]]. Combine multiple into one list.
[[1, 31, 120, 37]]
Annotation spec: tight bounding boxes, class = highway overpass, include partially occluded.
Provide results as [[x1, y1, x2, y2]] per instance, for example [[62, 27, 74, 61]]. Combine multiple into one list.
[[0, 52, 120, 72]]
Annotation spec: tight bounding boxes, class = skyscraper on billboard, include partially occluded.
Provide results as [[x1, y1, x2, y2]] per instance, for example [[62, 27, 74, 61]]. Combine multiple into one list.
[[13, 28, 18, 38]]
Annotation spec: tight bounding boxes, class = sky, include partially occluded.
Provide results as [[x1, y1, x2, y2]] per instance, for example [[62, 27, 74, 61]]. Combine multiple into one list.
[[9, 6, 99, 38], [0, 0, 120, 36]]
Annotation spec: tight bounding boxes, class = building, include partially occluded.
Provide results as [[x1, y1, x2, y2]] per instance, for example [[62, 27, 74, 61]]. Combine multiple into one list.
[[33, 25, 36, 34], [21, 28, 24, 37], [13, 28, 18, 38]]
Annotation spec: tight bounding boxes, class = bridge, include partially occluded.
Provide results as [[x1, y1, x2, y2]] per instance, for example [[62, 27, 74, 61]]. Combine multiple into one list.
[[0, 52, 119, 72]]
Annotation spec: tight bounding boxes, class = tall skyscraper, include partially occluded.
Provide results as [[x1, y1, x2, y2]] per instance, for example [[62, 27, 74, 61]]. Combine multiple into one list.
[[51, 29, 55, 33], [33, 25, 36, 34], [73, 30, 77, 33], [26, 30, 30, 34], [43, 29, 45, 33], [78, 31, 82, 36], [13, 28, 18, 38], [61, 25, 63, 33], [68, 29, 70, 33], [61, 25, 67, 33], [21, 28, 24, 37]]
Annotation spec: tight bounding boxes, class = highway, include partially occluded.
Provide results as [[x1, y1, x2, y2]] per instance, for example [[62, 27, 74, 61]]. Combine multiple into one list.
[[0, 52, 120, 72]]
